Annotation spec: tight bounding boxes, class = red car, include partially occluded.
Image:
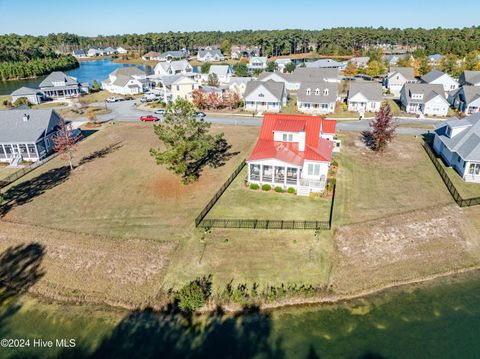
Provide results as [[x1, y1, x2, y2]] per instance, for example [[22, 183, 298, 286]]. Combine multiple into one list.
[[139, 115, 159, 122]]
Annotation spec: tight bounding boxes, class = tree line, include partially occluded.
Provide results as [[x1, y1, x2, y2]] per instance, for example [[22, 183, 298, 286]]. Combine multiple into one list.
[[0, 55, 78, 81], [2, 27, 480, 58]]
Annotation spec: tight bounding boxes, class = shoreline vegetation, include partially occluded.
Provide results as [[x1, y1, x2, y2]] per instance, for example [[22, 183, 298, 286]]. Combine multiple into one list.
[[0, 55, 79, 81]]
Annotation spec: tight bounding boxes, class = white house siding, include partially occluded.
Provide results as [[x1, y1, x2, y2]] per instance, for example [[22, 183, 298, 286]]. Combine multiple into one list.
[[424, 96, 449, 116], [429, 75, 459, 94], [11, 93, 42, 105], [244, 86, 285, 113], [297, 101, 335, 114], [347, 93, 381, 112]]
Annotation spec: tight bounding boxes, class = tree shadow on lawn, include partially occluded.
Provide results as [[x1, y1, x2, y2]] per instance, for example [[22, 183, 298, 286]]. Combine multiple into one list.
[[61, 304, 286, 359], [0, 243, 45, 334], [184, 137, 240, 183], [0, 142, 122, 217], [361, 130, 376, 151]]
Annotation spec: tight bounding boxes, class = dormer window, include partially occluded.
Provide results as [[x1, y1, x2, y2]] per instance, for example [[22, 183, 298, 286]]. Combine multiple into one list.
[[282, 133, 293, 142], [259, 93, 264, 97], [315, 88, 320, 95], [306, 88, 311, 95], [323, 88, 329, 96]]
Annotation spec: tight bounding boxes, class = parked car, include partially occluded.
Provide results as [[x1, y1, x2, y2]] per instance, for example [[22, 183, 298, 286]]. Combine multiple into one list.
[[154, 109, 166, 115], [139, 115, 159, 122], [196, 111, 206, 119], [124, 96, 134, 101], [106, 96, 122, 103]]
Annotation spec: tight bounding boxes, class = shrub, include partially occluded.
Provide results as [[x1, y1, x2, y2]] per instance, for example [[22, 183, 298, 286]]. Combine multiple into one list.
[[287, 187, 296, 194], [175, 275, 212, 313], [331, 160, 338, 167], [249, 183, 259, 190], [261, 184, 271, 191], [327, 178, 336, 192], [13, 97, 32, 108], [274, 186, 283, 193]]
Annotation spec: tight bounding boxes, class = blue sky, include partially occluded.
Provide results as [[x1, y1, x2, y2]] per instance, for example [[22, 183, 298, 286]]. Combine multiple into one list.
[[1, 0, 479, 36]]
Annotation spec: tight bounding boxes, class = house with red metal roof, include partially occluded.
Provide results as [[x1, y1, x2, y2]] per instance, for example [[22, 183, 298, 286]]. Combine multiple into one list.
[[246, 114, 336, 196]]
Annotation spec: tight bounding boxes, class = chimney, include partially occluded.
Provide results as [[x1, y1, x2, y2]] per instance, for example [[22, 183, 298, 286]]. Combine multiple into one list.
[[23, 114, 30, 122]]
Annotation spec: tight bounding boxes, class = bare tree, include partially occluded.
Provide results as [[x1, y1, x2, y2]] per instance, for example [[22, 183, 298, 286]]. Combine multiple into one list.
[[53, 118, 78, 170]]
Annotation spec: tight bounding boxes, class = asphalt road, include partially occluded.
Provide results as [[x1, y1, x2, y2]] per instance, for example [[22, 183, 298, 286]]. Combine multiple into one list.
[[72, 100, 442, 136]]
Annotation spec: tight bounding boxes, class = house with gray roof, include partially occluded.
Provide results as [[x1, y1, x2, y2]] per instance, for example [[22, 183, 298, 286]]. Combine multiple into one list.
[[304, 59, 344, 70], [72, 49, 87, 58], [0, 109, 62, 163], [421, 69, 459, 95], [225, 77, 252, 96], [433, 113, 480, 182], [206, 65, 233, 84], [39, 71, 84, 99], [347, 82, 383, 113], [297, 82, 338, 114], [197, 49, 225, 62], [258, 68, 340, 91], [154, 60, 193, 76], [400, 83, 449, 116], [427, 54, 443, 66], [459, 70, 480, 86], [159, 50, 188, 61], [449, 86, 480, 114], [102, 67, 151, 95], [244, 80, 287, 113], [10, 87, 44, 105], [384, 67, 416, 97], [248, 57, 268, 71]]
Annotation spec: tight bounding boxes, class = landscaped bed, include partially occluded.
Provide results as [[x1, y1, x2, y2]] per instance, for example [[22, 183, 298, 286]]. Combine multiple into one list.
[[205, 167, 332, 221]]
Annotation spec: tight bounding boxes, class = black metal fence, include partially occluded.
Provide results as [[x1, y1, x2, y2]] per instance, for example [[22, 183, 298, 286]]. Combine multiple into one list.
[[0, 153, 59, 189], [194, 157, 337, 230], [423, 142, 480, 207], [194, 159, 247, 227]]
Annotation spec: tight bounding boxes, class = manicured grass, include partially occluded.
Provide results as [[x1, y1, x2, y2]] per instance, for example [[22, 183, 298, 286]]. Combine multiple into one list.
[[0, 95, 10, 110], [58, 105, 111, 119], [78, 90, 113, 104], [32, 102, 68, 109], [329, 105, 375, 119], [0, 166, 19, 180], [206, 168, 332, 221], [282, 95, 300, 115], [332, 132, 453, 225], [438, 159, 480, 199]]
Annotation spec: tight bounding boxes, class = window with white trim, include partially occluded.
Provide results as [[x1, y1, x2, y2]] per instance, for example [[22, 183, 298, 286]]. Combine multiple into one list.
[[307, 163, 321, 176]]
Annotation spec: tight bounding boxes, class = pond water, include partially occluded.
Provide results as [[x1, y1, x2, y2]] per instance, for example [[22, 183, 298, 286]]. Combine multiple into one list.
[[1, 272, 480, 358], [0, 59, 153, 95]]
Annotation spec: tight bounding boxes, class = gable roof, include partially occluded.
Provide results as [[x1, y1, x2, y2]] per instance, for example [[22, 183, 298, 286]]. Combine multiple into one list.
[[454, 86, 480, 104], [39, 71, 78, 88], [460, 70, 480, 85], [348, 82, 383, 101], [209, 65, 232, 76], [297, 82, 338, 103], [244, 80, 285, 100], [248, 114, 335, 165], [292, 67, 339, 82], [421, 69, 450, 84], [11, 86, 43, 96], [0, 109, 62, 143], [304, 59, 342, 68], [112, 66, 146, 77], [388, 67, 415, 81], [198, 49, 223, 58], [403, 83, 447, 104], [435, 113, 480, 161]]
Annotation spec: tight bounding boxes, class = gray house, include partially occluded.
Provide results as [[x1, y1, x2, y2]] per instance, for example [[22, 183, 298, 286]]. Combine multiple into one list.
[[11, 87, 44, 105], [449, 86, 480, 114], [39, 71, 85, 99], [0, 109, 62, 163], [459, 71, 480, 86], [433, 114, 480, 183], [297, 82, 338, 114]]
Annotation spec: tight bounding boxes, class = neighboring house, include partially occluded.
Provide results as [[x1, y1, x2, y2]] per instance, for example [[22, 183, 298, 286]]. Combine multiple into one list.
[[433, 114, 480, 182], [154, 60, 193, 76], [102, 67, 151, 95], [459, 70, 480, 86], [116, 47, 128, 54], [104, 47, 117, 55], [225, 77, 252, 96], [400, 83, 449, 116], [384, 67, 416, 96], [0, 108, 62, 164], [142, 51, 161, 61], [244, 80, 287, 113], [11, 87, 44, 105], [72, 49, 87, 58], [87, 48, 105, 57], [304, 59, 344, 70], [449, 86, 480, 114], [346, 56, 370, 68], [246, 114, 336, 195], [159, 50, 188, 61], [421, 69, 459, 94], [39, 71, 85, 99], [428, 54, 443, 66], [347, 82, 383, 113], [383, 54, 412, 66], [275, 58, 292, 73], [197, 49, 225, 62], [248, 57, 268, 71], [258, 68, 339, 91], [296, 82, 338, 114], [164, 75, 199, 102], [206, 65, 233, 84]]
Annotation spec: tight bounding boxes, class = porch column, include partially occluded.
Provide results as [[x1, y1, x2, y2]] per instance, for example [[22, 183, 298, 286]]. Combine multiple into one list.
[[297, 167, 300, 186], [259, 164, 263, 182], [271, 165, 275, 184], [247, 163, 251, 182], [284, 166, 287, 188]]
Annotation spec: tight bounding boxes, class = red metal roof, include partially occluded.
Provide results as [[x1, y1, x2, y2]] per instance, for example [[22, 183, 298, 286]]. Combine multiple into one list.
[[248, 113, 336, 166]]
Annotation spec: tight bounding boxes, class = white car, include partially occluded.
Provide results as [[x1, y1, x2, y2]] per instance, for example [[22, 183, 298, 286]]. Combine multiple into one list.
[[106, 96, 122, 103]]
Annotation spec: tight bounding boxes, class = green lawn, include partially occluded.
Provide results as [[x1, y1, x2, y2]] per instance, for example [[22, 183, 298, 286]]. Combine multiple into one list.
[[438, 159, 480, 199], [206, 168, 332, 221], [32, 102, 68, 109]]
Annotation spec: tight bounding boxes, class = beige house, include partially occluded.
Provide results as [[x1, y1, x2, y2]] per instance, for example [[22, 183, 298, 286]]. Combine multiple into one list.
[[167, 75, 199, 102]]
